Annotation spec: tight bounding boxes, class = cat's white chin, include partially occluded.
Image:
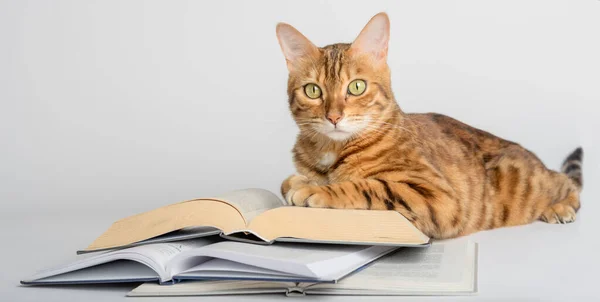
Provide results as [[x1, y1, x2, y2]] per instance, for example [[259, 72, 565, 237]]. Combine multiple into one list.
[[326, 130, 354, 141]]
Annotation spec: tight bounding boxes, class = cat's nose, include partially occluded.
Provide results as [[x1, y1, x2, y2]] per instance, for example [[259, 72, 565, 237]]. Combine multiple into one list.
[[326, 112, 344, 125]]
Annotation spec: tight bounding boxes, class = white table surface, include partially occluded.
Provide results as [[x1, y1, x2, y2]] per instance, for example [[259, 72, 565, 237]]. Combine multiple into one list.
[[3, 185, 599, 302]]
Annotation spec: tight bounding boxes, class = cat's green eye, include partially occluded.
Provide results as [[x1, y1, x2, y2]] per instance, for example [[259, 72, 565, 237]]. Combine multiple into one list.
[[348, 79, 367, 96], [304, 83, 322, 99]]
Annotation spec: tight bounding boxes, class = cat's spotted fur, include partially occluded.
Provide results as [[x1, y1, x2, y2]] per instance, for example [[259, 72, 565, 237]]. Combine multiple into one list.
[[276, 13, 583, 239]]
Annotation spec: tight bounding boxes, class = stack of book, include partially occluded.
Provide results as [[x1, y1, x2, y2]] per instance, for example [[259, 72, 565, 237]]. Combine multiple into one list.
[[21, 188, 478, 296]]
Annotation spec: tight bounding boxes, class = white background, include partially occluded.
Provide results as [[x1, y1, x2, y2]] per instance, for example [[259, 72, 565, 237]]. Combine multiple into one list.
[[1, 0, 599, 301]]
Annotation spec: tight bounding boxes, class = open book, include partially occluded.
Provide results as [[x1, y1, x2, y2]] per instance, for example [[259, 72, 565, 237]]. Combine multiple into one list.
[[82, 188, 430, 253], [128, 239, 477, 297], [21, 238, 397, 285]]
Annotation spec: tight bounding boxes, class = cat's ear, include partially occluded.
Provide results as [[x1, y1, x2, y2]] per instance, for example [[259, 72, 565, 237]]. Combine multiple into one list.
[[276, 23, 319, 71], [350, 12, 390, 64]]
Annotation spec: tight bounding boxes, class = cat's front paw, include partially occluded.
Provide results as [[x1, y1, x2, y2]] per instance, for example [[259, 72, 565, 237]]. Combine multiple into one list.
[[281, 175, 312, 205], [289, 187, 333, 208]]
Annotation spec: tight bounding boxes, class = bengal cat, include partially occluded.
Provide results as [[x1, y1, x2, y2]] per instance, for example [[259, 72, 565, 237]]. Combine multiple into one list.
[[277, 13, 583, 239]]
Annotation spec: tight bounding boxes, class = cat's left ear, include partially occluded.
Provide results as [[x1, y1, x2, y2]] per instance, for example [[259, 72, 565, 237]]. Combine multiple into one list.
[[276, 23, 320, 72], [350, 12, 390, 64]]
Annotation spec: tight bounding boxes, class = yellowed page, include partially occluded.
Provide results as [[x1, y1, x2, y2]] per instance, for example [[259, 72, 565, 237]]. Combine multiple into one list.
[[213, 189, 284, 222], [246, 207, 429, 245], [84, 199, 245, 252]]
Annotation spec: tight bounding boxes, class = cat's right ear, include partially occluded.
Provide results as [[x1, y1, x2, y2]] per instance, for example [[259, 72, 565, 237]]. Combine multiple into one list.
[[276, 23, 319, 71], [350, 12, 390, 65]]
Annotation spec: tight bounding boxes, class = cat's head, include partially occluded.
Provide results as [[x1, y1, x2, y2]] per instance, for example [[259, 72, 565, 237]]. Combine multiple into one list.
[[276, 13, 396, 142]]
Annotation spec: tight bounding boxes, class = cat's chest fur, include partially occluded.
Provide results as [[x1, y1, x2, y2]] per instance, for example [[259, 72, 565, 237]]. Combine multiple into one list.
[[317, 152, 337, 169], [294, 140, 362, 183], [314, 150, 361, 182]]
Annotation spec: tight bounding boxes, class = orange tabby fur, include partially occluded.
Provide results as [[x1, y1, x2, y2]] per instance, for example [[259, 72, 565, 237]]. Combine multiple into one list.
[[276, 13, 583, 239]]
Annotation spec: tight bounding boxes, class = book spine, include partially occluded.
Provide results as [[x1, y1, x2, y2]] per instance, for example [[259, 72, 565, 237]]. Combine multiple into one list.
[[219, 233, 273, 245], [285, 287, 306, 297], [158, 279, 177, 286]]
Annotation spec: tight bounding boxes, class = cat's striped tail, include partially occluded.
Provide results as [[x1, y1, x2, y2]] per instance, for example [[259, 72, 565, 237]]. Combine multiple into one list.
[[561, 147, 583, 190]]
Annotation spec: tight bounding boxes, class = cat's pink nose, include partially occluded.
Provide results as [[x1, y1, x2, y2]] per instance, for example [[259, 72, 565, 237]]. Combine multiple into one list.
[[326, 113, 343, 125]]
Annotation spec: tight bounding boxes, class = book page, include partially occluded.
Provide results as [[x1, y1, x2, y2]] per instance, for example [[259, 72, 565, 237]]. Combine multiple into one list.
[[308, 239, 475, 292], [22, 239, 216, 284], [125, 239, 217, 274], [128, 280, 293, 297], [84, 199, 245, 252], [179, 258, 299, 278], [77, 226, 221, 254], [169, 241, 357, 279], [246, 207, 430, 245], [168, 241, 393, 281], [212, 188, 284, 222], [176, 258, 337, 282]]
